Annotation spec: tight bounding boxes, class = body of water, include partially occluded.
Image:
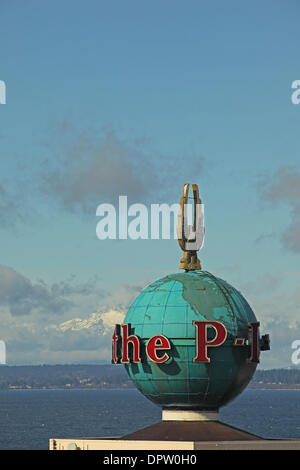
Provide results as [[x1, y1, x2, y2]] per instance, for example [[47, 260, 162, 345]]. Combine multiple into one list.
[[0, 388, 299, 450]]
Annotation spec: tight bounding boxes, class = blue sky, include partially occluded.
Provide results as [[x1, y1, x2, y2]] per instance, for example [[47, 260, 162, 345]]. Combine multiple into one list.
[[0, 0, 299, 367]]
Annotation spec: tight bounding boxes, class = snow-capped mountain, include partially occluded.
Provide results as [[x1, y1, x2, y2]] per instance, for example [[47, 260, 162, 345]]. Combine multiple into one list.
[[47, 309, 125, 335]]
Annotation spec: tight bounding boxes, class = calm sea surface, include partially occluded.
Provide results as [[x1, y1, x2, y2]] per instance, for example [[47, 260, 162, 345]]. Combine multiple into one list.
[[0, 389, 299, 450]]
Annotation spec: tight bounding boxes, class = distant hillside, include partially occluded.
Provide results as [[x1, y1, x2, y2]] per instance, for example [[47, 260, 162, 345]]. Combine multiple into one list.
[[0, 364, 134, 390], [249, 368, 300, 389], [0, 365, 299, 390]]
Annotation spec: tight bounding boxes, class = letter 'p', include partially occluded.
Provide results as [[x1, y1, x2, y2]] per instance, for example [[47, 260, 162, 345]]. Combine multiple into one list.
[[193, 321, 227, 363]]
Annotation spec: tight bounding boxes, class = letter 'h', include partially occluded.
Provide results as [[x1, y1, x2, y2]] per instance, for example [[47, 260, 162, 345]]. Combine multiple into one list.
[[121, 324, 141, 363]]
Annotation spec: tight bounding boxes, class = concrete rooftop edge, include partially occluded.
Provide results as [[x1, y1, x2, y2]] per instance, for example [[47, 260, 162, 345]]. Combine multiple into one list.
[[49, 437, 300, 451]]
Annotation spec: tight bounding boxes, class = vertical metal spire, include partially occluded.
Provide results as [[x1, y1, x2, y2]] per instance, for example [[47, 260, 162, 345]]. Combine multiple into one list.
[[177, 183, 205, 271]]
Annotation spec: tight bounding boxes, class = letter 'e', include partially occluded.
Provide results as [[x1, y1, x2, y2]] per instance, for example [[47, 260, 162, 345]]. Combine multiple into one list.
[[146, 335, 171, 363]]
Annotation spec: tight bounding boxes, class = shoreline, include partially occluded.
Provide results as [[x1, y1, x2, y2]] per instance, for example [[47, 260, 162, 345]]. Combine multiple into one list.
[[1, 386, 300, 391]]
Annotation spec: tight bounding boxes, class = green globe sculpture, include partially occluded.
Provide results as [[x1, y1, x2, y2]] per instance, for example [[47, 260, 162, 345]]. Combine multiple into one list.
[[124, 270, 258, 411], [113, 184, 269, 418]]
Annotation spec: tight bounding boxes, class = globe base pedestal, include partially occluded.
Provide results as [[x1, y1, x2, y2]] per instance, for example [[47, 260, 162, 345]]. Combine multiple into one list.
[[162, 409, 219, 421]]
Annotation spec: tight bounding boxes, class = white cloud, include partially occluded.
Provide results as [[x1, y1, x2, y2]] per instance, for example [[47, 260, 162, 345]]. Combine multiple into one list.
[[40, 123, 206, 214], [239, 273, 300, 369], [0, 265, 100, 317], [260, 166, 300, 252], [42, 128, 161, 213]]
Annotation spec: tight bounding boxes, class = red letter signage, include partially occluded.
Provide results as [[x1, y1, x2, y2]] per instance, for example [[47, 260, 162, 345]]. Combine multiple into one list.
[[193, 321, 227, 363], [111, 320, 262, 365], [112, 324, 120, 364], [248, 322, 260, 363], [146, 335, 171, 363], [121, 324, 141, 364]]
